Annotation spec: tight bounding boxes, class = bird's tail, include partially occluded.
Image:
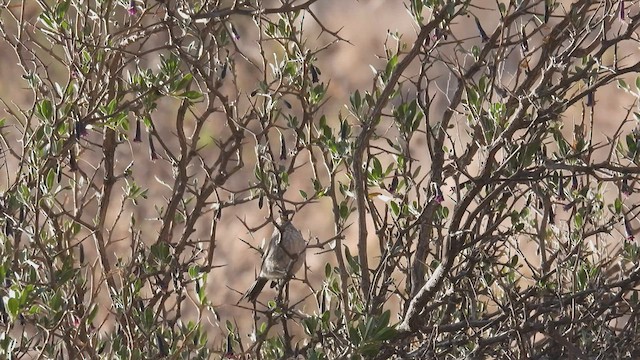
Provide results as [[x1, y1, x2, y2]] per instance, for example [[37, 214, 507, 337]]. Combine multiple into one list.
[[242, 277, 268, 303]]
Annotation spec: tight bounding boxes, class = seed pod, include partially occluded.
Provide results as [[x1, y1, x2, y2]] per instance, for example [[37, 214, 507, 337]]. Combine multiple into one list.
[[279, 133, 287, 160], [475, 17, 489, 42], [557, 174, 565, 200], [69, 151, 77, 171], [134, 118, 142, 142], [97, 341, 106, 354], [624, 216, 634, 241], [148, 133, 158, 161], [389, 171, 399, 193], [220, 62, 227, 80], [520, 25, 529, 53], [156, 333, 168, 356], [549, 206, 555, 224], [4, 221, 12, 237], [310, 65, 319, 83], [75, 120, 87, 140], [225, 332, 234, 356], [585, 91, 595, 107], [230, 24, 240, 40], [282, 99, 292, 109], [572, 174, 578, 191], [544, 0, 551, 23], [340, 119, 349, 140], [0, 298, 7, 323], [619, 0, 625, 21]]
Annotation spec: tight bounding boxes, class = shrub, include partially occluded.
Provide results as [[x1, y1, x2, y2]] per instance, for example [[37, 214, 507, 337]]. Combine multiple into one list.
[[1, 0, 640, 358]]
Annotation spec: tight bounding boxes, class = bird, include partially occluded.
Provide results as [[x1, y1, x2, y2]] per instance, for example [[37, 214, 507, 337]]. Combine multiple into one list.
[[242, 215, 306, 302]]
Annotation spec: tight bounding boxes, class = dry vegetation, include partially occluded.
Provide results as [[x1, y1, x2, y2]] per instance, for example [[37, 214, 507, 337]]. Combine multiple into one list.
[[1, 0, 640, 359]]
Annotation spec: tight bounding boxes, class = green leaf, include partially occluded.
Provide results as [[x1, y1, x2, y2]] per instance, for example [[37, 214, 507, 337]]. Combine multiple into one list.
[[46, 168, 56, 189], [55, 0, 70, 21], [389, 201, 400, 216], [384, 54, 399, 79], [614, 197, 622, 214], [467, 87, 478, 105], [173, 73, 193, 92], [498, 2, 506, 15], [618, 79, 628, 90], [350, 90, 362, 112], [374, 326, 396, 341], [180, 90, 203, 101], [576, 267, 587, 290], [302, 317, 318, 336], [188, 265, 200, 279], [36, 99, 53, 120], [6, 297, 19, 320], [371, 157, 382, 180], [339, 201, 349, 220]]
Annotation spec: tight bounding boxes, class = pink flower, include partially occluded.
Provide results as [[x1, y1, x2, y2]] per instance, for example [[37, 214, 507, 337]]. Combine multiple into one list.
[[433, 185, 444, 204], [128, 0, 137, 16]]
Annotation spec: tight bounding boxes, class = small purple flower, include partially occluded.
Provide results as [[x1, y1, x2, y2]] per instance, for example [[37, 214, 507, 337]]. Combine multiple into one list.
[[622, 177, 632, 196], [434, 185, 444, 204], [433, 27, 447, 41], [128, 0, 137, 16], [624, 216, 634, 241], [585, 91, 595, 107]]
